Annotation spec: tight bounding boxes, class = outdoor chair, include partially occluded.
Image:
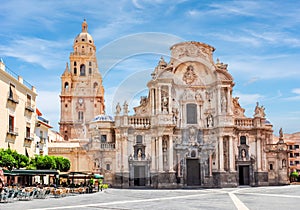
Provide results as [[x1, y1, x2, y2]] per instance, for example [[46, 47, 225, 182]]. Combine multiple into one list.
[[0, 191, 14, 203]]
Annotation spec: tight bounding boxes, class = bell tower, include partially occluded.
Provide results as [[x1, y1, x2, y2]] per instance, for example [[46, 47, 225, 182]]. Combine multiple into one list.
[[59, 19, 105, 140]]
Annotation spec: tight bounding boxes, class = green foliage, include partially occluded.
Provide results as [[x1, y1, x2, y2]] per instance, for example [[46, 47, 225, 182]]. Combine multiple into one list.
[[0, 149, 71, 172], [290, 171, 299, 178], [35, 155, 56, 169], [54, 156, 70, 172]]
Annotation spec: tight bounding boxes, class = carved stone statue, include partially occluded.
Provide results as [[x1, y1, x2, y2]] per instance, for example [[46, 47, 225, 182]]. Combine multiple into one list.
[[116, 103, 121, 115], [221, 94, 227, 113], [123, 101, 128, 115], [254, 102, 266, 118], [161, 92, 169, 114]]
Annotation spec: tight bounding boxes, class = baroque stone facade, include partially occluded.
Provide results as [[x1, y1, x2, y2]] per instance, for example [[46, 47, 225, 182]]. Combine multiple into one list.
[[51, 21, 289, 188]]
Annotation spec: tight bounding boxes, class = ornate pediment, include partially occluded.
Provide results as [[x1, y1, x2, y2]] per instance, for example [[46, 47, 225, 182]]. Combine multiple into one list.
[[170, 41, 214, 63]]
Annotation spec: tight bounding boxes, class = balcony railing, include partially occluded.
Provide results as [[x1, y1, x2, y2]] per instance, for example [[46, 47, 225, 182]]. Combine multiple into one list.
[[39, 136, 47, 144], [7, 94, 19, 104], [235, 118, 254, 127], [128, 116, 151, 129], [7, 127, 19, 136], [38, 116, 49, 124], [25, 102, 34, 112], [100, 143, 115, 150], [25, 133, 34, 141]]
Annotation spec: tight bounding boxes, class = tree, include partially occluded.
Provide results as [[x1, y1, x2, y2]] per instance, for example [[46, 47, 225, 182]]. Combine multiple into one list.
[[35, 155, 56, 170], [54, 156, 71, 172]]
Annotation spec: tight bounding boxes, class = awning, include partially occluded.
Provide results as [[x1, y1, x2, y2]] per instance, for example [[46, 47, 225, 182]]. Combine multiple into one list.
[[94, 174, 104, 179], [7, 169, 59, 176]]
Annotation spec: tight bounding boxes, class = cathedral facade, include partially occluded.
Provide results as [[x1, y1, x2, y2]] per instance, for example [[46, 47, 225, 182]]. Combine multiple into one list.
[[51, 20, 289, 188]]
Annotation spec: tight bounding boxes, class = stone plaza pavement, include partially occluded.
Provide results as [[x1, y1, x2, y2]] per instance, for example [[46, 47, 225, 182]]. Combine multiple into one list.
[[1, 185, 300, 210]]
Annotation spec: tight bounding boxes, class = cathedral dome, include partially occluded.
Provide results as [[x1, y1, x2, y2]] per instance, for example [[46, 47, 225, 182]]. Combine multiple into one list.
[[92, 114, 114, 122], [73, 19, 94, 45]]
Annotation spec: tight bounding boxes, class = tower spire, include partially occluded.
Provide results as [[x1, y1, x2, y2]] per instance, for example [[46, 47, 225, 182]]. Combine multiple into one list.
[[82, 19, 88, 32]]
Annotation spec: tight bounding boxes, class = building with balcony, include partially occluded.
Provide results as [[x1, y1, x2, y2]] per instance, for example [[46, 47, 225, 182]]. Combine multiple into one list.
[[0, 58, 37, 157], [50, 20, 289, 188], [34, 108, 53, 156], [274, 132, 300, 174]]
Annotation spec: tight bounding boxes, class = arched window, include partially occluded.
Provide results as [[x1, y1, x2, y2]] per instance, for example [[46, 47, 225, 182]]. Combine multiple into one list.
[[136, 135, 143, 144], [64, 135, 68, 141], [74, 68, 77, 75], [191, 150, 196, 157], [186, 103, 197, 124], [93, 82, 98, 89], [80, 64, 86, 76], [64, 82, 69, 90], [74, 61, 77, 66], [240, 136, 247, 145]]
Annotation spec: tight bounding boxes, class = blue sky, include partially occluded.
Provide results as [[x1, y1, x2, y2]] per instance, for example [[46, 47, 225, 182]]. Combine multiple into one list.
[[0, 0, 299, 134]]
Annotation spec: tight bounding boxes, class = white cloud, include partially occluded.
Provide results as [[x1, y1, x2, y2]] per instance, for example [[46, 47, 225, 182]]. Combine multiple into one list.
[[233, 91, 264, 106], [292, 88, 300, 95], [36, 90, 60, 131], [0, 36, 68, 69]]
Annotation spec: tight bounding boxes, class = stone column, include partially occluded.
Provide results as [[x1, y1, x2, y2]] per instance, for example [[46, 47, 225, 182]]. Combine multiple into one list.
[[209, 154, 212, 176], [168, 85, 172, 114], [151, 89, 155, 115], [229, 136, 235, 171], [151, 137, 156, 170], [217, 87, 221, 114], [158, 86, 161, 114], [123, 137, 128, 172], [257, 138, 262, 171], [169, 135, 174, 172], [219, 136, 224, 172], [227, 88, 232, 115], [158, 136, 163, 172], [177, 153, 181, 177]]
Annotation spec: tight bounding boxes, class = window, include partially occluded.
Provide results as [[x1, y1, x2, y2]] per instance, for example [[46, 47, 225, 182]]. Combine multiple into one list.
[[186, 103, 197, 124], [136, 135, 143, 144], [106, 164, 110, 171], [26, 94, 33, 111], [289, 145, 293, 150], [64, 82, 69, 90], [290, 153, 294, 158], [26, 126, 30, 138], [80, 64, 86, 76], [89, 68, 92, 75], [240, 136, 246, 145], [8, 83, 18, 103], [89, 61, 92, 66], [101, 135, 107, 143], [295, 145, 300, 149], [74, 68, 77, 75], [269, 163, 273, 170], [9, 115, 14, 132], [78, 111, 83, 122], [93, 82, 98, 89], [74, 61, 77, 66]]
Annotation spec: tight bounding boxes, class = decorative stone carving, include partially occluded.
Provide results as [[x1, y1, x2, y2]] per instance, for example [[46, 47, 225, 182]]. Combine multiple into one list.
[[171, 42, 213, 62], [123, 101, 129, 115], [183, 65, 197, 85], [254, 102, 265, 118], [221, 91, 227, 113], [116, 102, 121, 115], [215, 58, 228, 70], [207, 114, 214, 128], [232, 97, 245, 117]]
